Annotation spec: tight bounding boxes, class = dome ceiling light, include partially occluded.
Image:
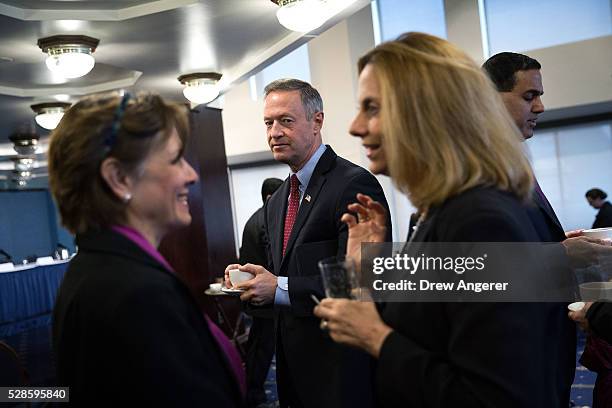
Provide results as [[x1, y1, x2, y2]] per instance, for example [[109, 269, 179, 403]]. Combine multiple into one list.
[[271, 0, 330, 33], [9, 129, 40, 156], [10, 158, 36, 187], [38, 35, 100, 79], [11, 157, 35, 172], [177, 72, 222, 105], [31, 102, 72, 130]]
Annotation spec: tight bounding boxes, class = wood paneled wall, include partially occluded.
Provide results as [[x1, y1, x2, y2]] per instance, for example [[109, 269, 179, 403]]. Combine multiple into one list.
[[159, 106, 240, 331]]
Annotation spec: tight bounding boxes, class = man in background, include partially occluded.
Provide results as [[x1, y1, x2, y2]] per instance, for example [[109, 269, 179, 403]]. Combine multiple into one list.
[[483, 53, 609, 252], [585, 188, 612, 229], [239, 177, 283, 407], [483, 52, 612, 405], [483, 52, 577, 405]]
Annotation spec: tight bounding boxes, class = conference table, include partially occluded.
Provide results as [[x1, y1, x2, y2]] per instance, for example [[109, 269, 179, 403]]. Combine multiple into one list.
[[0, 260, 69, 337]]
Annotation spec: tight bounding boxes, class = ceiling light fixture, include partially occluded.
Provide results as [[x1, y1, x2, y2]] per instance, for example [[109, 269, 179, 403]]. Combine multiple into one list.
[[10, 169, 32, 188], [272, 0, 330, 32], [177, 72, 222, 105], [31, 102, 72, 130], [38, 35, 99, 79], [9, 129, 40, 156], [11, 157, 35, 172]]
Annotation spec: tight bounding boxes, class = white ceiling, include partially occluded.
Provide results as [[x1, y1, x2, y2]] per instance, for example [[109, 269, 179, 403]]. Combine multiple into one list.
[[0, 0, 371, 158], [1, 1, 153, 9]]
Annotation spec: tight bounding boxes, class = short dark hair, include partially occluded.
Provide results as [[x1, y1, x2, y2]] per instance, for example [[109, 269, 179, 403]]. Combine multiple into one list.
[[263, 78, 323, 120], [482, 52, 541, 92], [261, 177, 283, 203], [586, 188, 607, 200], [48, 92, 189, 234]]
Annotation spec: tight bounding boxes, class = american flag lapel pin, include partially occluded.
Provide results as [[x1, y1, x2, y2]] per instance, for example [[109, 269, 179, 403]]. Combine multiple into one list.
[[305, 194, 311, 202]]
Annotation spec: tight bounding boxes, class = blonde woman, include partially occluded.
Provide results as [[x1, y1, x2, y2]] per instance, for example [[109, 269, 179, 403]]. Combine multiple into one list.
[[314, 33, 575, 407]]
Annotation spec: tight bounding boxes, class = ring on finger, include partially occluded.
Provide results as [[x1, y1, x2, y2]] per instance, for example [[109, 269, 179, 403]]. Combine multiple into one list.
[[320, 319, 329, 330]]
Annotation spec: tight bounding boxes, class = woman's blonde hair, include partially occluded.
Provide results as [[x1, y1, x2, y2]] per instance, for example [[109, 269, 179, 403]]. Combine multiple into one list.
[[48, 92, 189, 234], [358, 32, 533, 211]]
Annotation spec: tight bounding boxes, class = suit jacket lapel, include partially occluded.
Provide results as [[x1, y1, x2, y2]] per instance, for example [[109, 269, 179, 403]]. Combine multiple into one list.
[[280, 147, 336, 271], [532, 184, 564, 234]]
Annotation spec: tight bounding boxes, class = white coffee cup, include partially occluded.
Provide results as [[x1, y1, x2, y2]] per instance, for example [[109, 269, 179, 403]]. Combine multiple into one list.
[[568, 301, 585, 312], [229, 269, 254, 287], [579, 281, 612, 301], [582, 227, 612, 240]]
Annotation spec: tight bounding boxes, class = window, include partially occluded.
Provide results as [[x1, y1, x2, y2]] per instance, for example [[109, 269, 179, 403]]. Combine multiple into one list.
[[229, 163, 288, 251], [250, 44, 311, 101], [376, 0, 447, 42], [526, 120, 612, 231], [484, 0, 612, 55]]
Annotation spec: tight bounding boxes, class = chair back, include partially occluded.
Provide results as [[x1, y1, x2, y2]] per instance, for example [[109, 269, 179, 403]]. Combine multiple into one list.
[[0, 340, 29, 386]]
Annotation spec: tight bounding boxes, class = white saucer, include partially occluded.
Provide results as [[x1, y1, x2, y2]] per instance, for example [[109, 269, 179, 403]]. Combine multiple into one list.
[[568, 301, 585, 312], [221, 287, 245, 295]]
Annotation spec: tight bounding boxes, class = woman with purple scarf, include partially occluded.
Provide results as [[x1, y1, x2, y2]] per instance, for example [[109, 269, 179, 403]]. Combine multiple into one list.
[[49, 92, 244, 406]]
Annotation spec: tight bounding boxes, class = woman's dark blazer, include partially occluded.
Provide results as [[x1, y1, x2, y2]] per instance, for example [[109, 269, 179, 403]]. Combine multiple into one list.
[[375, 187, 576, 408], [52, 229, 242, 406]]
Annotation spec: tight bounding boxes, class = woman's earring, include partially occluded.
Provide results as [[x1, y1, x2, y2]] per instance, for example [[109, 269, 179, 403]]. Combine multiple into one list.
[[123, 193, 132, 203]]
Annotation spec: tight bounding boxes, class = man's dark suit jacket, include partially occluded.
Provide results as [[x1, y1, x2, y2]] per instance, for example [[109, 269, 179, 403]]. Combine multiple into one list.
[[264, 146, 391, 408], [53, 229, 242, 406], [375, 187, 575, 407], [239, 206, 276, 407], [528, 183, 565, 242], [593, 201, 612, 229], [527, 183, 577, 397]]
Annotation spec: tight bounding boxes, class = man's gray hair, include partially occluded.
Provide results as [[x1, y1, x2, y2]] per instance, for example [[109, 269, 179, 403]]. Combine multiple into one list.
[[263, 78, 323, 121]]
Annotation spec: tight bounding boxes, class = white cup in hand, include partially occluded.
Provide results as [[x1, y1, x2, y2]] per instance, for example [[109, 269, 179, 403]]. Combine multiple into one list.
[[229, 269, 254, 287], [582, 227, 612, 240]]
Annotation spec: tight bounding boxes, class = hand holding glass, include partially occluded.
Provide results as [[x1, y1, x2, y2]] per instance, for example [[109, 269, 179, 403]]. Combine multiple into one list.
[[318, 256, 359, 299]]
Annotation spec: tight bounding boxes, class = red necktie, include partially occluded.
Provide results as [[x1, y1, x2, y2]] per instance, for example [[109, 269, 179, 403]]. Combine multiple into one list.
[[283, 174, 300, 256]]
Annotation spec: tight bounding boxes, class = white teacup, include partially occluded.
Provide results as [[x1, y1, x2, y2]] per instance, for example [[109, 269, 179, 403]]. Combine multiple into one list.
[[579, 281, 612, 301], [567, 301, 585, 312], [229, 269, 254, 287], [582, 227, 612, 240]]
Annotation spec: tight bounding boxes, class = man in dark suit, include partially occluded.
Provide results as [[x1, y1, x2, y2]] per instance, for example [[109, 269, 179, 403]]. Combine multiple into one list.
[[483, 53, 607, 250], [226, 79, 391, 408], [239, 177, 282, 407], [482, 52, 610, 403], [482, 52, 566, 241]]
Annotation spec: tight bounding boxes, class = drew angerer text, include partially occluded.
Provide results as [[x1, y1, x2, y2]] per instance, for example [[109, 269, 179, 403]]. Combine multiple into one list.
[[369, 254, 510, 293], [372, 279, 508, 293]]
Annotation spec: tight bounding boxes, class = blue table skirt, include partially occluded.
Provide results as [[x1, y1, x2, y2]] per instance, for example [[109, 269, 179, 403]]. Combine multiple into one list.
[[0, 262, 68, 337]]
